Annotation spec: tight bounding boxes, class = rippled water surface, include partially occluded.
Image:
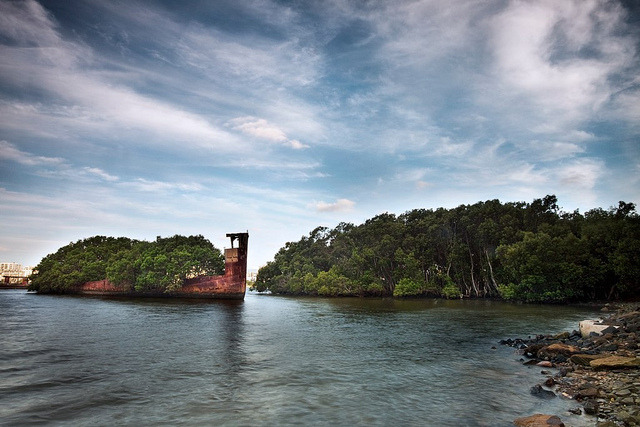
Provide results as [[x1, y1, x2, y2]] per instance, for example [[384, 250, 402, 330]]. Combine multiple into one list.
[[0, 290, 601, 426]]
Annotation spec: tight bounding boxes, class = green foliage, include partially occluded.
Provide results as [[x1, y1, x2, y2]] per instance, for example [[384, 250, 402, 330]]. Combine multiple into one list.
[[497, 283, 518, 300], [496, 232, 588, 302], [29, 235, 224, 294], [256, 196, 640, 302], [441, 277, 462, 299], [393, 278, 426, 297], [29, 236, 137, 293]]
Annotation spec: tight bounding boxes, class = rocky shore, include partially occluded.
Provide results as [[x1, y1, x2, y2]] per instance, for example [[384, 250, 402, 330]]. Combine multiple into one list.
[[502, 304, 640, 427]]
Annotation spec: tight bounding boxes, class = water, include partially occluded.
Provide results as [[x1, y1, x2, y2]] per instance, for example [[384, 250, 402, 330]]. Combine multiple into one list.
[[0, 290, 601, 426]]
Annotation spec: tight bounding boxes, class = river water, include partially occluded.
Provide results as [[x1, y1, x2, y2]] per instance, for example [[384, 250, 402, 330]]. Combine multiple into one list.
[[0, 289, 601, 426]]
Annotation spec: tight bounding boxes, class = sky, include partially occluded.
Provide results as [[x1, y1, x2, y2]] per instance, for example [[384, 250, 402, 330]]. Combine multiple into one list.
[[1, 0, 639, 270]]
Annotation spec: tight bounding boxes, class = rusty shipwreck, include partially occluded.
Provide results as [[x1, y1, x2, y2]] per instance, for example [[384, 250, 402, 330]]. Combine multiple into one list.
[[77, 232, 248, 299]]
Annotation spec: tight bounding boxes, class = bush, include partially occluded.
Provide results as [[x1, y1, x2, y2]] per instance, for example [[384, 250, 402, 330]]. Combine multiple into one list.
[[393, 278, 424, 297], [441, 277, 462, 299], [30, 235, 223, 293], [497, 283, 518, 300]]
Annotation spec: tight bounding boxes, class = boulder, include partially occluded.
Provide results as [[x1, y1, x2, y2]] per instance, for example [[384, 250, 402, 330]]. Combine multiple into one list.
[[530, 384, 556, 399], [537, 343, 580, 359], [524, 343, 547, 357], [590, 356, 640, 370], [514, 414, 564, 427], [583, 400, 598, 415], [576, 387, 599, 398], [580, 320, 617, 338], [552, 332, 570, 340], [615, 388, 632, 397], [618, 311, 640, 321], [569, 354, 607, 366], [597, 343, 618, 352]]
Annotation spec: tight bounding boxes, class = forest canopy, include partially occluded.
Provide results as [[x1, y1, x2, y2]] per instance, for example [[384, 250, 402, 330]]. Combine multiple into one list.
[[255, 196, 639, 302], [29, 235, 224, 293]]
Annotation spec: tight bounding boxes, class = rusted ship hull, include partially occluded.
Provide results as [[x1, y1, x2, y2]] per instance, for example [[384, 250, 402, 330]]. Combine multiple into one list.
[[75, 233, 248, 300]]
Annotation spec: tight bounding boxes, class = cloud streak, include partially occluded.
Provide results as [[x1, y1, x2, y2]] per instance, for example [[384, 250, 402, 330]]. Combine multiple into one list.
[[0, 0, 638, 269], [0, 0, 246, 154], [228, 116, 309, 149], [0, 141, 65, 166], [488, 0, 633, 129], [313, 199, 355, 213]]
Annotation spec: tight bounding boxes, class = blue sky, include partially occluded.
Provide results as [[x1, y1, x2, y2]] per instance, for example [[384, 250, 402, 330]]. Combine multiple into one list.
[[1, 0, 639, 270]]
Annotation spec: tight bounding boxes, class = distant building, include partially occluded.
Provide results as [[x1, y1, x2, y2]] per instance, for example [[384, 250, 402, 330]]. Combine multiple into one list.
[[0, 262, 22, 273], [247, 270, 258, 282], [1, 262, 34, 285]]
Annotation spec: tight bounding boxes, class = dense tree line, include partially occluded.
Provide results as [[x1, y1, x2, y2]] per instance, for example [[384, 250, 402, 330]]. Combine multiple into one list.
[[29, 235, 224, 293], [255, 196, 639, 302]]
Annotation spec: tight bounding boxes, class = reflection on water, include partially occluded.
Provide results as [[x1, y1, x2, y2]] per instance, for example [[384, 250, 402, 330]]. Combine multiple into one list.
[[0, 290, 599, 426]]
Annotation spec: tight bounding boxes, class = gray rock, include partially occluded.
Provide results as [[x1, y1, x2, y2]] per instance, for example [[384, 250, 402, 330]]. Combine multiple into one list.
[[598, 343, 619, 351], [577, 387, 599, 398], [584, 400, 599, 415], [602, 325, 620, 335], [530, 384, 556, 399]]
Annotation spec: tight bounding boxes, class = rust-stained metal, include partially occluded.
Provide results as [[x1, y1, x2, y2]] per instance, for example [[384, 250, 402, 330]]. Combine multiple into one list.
[[77, 232, 249, 300]]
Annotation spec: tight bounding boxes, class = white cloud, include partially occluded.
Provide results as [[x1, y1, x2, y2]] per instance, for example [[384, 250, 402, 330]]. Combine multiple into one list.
[[83, 167, 119, 182], [526, 141, 585, 162], [0, 186, 125, 232], [313, 198, 355, 213], [555, 159, 603, 189], [0, 140, 65, 166], [565, 131, 596, 142], [548, 158, 605, 207], [229, 117, 288, 142], [416, 181, 432, 190], [121, 178, 203, 193], [431, 137, 475, 157], [0, 0, 245, 153], [175, 25, 320, 88], [394, 167, 429, 184], [375, 0, 482, 69], [350, 0, 637, 160], [228, 116, 309, 149], [288, 139, 307, 150], [505, 163, 548, 185], [611, 87, 640, 123], [0, 0, 59, 46], [488, 0, 634, 128], [0, 139, 202, 195]]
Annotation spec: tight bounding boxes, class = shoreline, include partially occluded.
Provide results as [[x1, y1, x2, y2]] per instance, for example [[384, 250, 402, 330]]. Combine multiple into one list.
[[0, 284, 29, 290], [504, 303, 640, 426]]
